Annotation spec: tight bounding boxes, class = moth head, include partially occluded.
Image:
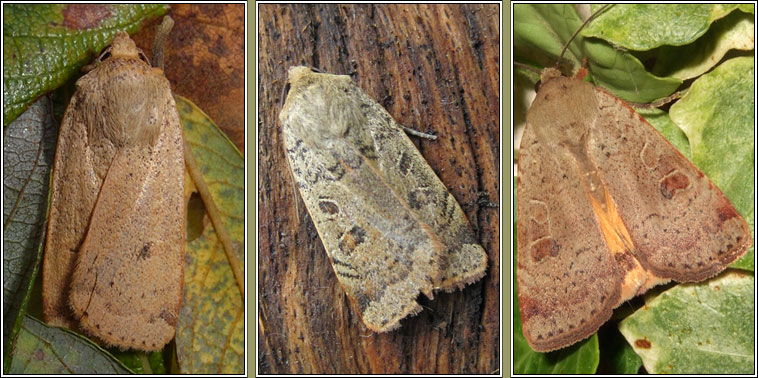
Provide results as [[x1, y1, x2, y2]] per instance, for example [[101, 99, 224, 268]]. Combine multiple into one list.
[[287, 66, 316, 83], [538, 67, 563, 86], [280, 66, 326, 108], [86, 32, 150, 73], [110, 32, 150, 63]]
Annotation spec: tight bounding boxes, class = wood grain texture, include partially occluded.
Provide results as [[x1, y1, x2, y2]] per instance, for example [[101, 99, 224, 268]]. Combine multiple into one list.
[[258, 3, 500, 374]]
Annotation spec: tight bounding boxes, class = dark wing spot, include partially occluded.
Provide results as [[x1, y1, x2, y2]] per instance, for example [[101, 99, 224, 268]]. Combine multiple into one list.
[[338, 226, 367, 256], [159, 309, 178, 327], [398, 152, 412, 174], [318, 200, 339, 215], [530, 238, 559, 262], [659, 172, 689, 199], [138, 242, 153, 260]]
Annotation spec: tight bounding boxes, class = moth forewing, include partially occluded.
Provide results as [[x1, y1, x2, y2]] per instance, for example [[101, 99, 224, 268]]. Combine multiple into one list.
[[280, 66, 487, 332], [43, 32, 184, 351]]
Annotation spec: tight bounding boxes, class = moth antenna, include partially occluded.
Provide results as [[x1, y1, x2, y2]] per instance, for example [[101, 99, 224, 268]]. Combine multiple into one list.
[[152, 16, 174, 70], [514, 62, 541, 75], [557, 4, 611, 65]]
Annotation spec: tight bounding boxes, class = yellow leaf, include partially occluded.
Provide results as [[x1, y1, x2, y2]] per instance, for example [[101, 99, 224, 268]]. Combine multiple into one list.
[[175, 96, 244, 374]]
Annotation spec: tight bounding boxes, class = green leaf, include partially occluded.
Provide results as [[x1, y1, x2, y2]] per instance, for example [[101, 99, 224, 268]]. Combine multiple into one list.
[[175, 96, 244, 374], [618, 271, 754, 374], [111, 349, 166, 374], [653, 9, 754, 80], [583, 4, 740, 50], [738, 4, 756, 14], [585, 4, 753, 88], [598, 320, 643, 374], [513, 225, 600, 374], [581, 38, 681, 103], [513, 4, 681, 103], [607, 339, 643, 374], [514, 4, 587, 71], [669, 57, 755, 271], [635, 107, 691, 160], [3, 4, 168, 126], [2, 97, 57, 373], [8, 315, 132, 374]]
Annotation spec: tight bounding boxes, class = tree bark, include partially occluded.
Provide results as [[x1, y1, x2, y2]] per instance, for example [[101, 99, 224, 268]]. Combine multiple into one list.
[[258, 4, 500, 374]]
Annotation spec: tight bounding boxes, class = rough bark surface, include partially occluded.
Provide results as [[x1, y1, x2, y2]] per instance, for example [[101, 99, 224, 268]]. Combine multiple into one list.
[[258, 4, 500, 374]]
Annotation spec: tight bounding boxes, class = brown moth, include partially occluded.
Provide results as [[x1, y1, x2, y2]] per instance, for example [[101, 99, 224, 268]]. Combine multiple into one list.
[[279, 66, 488, 332], [43, 31, 185, 351], [517, 57, 752, 352]]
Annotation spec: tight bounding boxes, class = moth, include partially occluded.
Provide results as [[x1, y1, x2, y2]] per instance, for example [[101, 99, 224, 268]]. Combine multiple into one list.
[[279, 66, 488, 332], [516, 10, 752, 352], [43, 31, 185, 351]]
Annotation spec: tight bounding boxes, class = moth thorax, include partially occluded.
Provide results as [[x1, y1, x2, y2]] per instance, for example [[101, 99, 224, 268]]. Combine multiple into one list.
[[531, 78, 598, 149], [287, 84, 367, 149], [87, 69, 165, 147]]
